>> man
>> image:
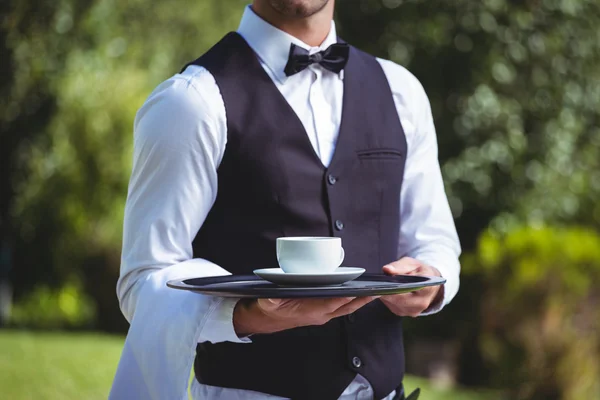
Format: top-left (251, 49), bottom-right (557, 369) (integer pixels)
top-left (110, 1), bottom-right (461, 399)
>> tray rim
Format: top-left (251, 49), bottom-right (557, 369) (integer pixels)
top-left (166, 273), bottom-right (446, 299)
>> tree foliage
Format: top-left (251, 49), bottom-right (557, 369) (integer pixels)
top-left (2, 0), bottom-right (245, 330)
top-left (463, 226), bottom-right (600, 399)
top-left (337, 0), bottom-right (600, 244)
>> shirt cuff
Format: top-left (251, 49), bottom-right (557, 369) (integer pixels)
top-left (198, 297), bottom-right (252, 344)
top-left (414, 255), bottom-right (460, 316)
top-left (420, 285), bottom-right (446, 315)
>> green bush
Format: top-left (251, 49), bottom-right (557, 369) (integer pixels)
top-left (463, 226), bottom-right (600, 399)
top-left (10, 280), bottom-right (96, 330)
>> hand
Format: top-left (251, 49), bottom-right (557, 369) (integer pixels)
top-left (234, 296), bottom-right (378, 336)
top-left (380, 257), bottom-right (444, 317)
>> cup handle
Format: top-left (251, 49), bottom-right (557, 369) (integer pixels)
top-left (338, 247), bottom-right (345, 267)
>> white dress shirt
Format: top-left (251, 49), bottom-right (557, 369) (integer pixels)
top-left (110, 6), bottom-right (461, 400)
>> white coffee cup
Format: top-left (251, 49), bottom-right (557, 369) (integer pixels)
top-left (276, 237), bottom-right (345, 274)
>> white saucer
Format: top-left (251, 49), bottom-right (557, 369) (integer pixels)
top-left (253, 267), bottom-right (366, 286)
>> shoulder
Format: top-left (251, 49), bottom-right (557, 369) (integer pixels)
top-left (375, 57), bottom-right (430, 108)
top-left (374, 57), bottom-right (435, 147)
top-left (135, 65), bottom-right (224, 129)
top-left (133, 65), bottom-right (226, 147)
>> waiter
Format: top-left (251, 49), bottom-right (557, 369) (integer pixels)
top-left (110, 1), bottom-right (461, 399)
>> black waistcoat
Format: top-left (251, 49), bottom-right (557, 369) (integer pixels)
top-left (185, 32), bottom-right (408, 400)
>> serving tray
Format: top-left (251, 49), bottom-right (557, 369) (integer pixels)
top-left (166, 273), bottom-right (445, 299)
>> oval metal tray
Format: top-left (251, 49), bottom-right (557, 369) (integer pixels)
top-left (167, 273), bottom-right (445, 299)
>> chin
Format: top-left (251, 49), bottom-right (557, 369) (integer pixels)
top-left (269, 0), bottom-right (330, 18)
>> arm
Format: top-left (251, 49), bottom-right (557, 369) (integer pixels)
top-left (378, 59), bottom-right (461, 316)
top-left (117, 66), bottom-right (247, 342)
top-left (110, 67), bottom-right (246, 400)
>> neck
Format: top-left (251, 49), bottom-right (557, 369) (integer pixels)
top-left (251, 1), bottom-right (335, 47)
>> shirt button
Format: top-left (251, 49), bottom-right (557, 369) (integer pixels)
top-left (352, 356), bottom-right (362, 368)
top-left (347, 313), bottom-right (355, 323)
top-left (327, 174), bottom-right (337, 185)
top-left (335, 220), bottom-right (344, 231)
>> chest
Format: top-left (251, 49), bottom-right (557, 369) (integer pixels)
top-left (270, 66), bottom-right (343, 167)
top-left (191, 33), bottom-right (408, 269)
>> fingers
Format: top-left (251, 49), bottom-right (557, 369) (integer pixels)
top-left (329, 296), bottom-right (379, 319)
top-left (380, 291), bottom-right (433, 317)
top-left (383, 292), bottom-right (430, 308)
top-left (258, 297), bottom-right (355, 315)
top-left (299, 297), bottom-right (357, 314)
top-left (383, 257), bottom-right (423, 276)
top-left (256, 296), bottom-right (377, 327)
top-left (319, 297), bottom-right (357, 313)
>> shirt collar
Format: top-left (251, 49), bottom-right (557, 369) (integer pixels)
top-left (237, 5), bottom-right (339, 84)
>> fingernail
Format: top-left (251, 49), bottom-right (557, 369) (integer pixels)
top-left (268, 298), bottom-right (281, 305)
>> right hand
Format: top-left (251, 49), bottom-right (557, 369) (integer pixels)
top-left (233, 296), bottom-right (378, 336)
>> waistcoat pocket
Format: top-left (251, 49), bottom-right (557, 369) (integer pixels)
top-left (356, 148), bottom-right (404, 160)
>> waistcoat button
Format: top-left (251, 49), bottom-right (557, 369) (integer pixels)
top-left (335, 220), bottom-right (344, 231)
top-left (352, 356), bottom-right (362, 368)
top-left (347, 313), bottom-right (355, 323)
top-left (327, 174), bottom-right (337, 185)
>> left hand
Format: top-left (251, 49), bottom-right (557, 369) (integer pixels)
top-left (380, 257), bottom-right (444, 317)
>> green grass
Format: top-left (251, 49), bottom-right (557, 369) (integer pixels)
top-left (0, 330), bottom-right (499, 400)
top-left (0, 330), bottom-right (123, 400)
top-left (402, 376), bottom-right (501, 400)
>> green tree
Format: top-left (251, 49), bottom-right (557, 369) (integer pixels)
top-left (1, 0), bottom-right (97, 326)
top-left (3, 0), bottom-right (244, 331)
top-left (463, 226), bottom-right (600, 399)
top-left (337, 0), bottom-right (600, 244)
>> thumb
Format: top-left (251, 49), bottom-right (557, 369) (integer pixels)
top-left (383, 262), bottom-right (419, 276)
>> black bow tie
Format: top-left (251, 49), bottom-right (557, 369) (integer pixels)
top-left (284, 43), bottom-right (350, 77)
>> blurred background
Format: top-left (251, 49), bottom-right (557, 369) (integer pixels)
top-left (1, 0), bottom-right (599, 399)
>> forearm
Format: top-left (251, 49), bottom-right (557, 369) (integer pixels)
top-left (118, 258), bottom-right (253, 344)
top-left (110, 261), bottom-right (230, 400)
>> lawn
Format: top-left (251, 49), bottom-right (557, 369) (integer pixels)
top-left (0, 330), bottom-right (499, 400)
